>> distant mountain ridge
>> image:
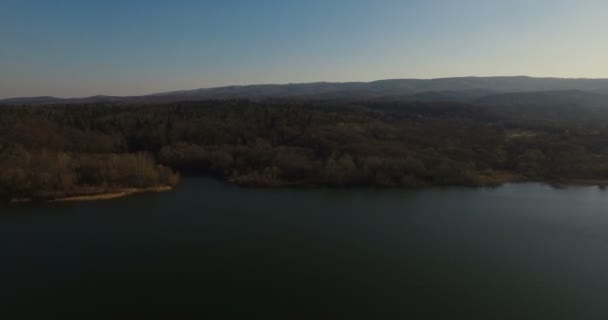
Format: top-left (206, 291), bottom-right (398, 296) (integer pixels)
top-left (2, 76), bottom-right (608, 105)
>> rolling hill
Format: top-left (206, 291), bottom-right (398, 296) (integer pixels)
top-left (2, 76), bottom-right (608, 105)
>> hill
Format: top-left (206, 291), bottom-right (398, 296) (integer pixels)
top-left (3, 76), bottom-right (608, 105)
top-left (475, 90), bottom-right (608, 122)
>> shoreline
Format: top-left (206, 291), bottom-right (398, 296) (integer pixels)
top-left (7, 177), bottom-right (608, 204)
top-left (547, 179), bottom-right (608, 189)
top-left (9, 186), bottom-right (173, 203)
top-left (53, 186), bottom-right (173, 202)
top-left (226, 175), bottom-right (608, 190)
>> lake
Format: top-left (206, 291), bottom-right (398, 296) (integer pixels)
top-left (2, 178), bottom-right (608, 319)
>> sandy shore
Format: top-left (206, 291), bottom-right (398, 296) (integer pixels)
top-left (50, 186), bottom-right (173, 202)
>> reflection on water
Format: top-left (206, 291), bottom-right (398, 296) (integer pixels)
top-left (1, 179), bottom-right (608, 319)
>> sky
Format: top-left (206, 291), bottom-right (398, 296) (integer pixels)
top-left (1, 0), bottom-right (607, 98)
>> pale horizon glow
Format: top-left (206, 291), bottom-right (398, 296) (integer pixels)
top-left (1, 0), bottom-right (607, 99)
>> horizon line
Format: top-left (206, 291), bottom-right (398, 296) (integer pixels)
top-left (3, 75), bottom-right (608, 100)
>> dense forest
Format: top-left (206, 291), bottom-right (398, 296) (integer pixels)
top-left (1, 99), bottom-right (608, 201)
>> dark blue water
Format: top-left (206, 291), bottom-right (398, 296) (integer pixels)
top-left (2, 178), bottom-right (608, 319)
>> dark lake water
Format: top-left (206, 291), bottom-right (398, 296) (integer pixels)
top-left (2, 178), bottom-right (608, 319)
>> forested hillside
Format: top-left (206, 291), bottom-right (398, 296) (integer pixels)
top-left (1, 99), bottom-right (608, 200)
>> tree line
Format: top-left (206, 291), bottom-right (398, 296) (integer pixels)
top-left (1, 99), bottom-right (608, 199)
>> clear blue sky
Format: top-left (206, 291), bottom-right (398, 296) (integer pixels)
top-left (1, 0), bottom-right (607, 98)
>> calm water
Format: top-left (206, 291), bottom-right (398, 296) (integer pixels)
top-left (2, 178), bottom-right (608, 319)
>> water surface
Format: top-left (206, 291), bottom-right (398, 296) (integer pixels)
top-left (1, 178), bottom-right (608, 319)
